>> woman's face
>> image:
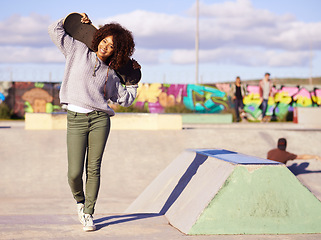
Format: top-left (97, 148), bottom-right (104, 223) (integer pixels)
top-left (96, 36), bottom-right (114, 61)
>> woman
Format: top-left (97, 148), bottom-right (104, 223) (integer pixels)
top-left (48, 13), bottom-right (139, 231)
top-left (231, 76), bottom-right (246, 122)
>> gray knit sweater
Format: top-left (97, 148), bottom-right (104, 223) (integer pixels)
top-left (48, 19), bottom-right (138, 116)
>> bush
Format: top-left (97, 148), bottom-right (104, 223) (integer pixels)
top-left (164, 104), bottom-right (194, 113)
top-left (0, 102), bottom-right (12, 119)
top-left (114, 104), bottom-right (149, 113)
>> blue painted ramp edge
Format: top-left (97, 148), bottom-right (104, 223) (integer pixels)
top-left (192, 149), bottom-right (281, 165)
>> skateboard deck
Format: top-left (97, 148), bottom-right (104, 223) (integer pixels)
top-left (63, 12), bottom-right (97, 51)
top-left (63, 13), bottom-right (141, 85)
top-left (116, 59), bottom-right (142, 85)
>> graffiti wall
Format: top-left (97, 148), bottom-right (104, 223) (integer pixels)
top-left (1, 82), bottom-right (61, 118)
top-left (135, 83), bottom-right (229, 114)
top-left (0, 81), bottom-right (320, 121)
top-left (134, 83), bottom-right (321, 121)
top-left (243, 85), bottom-right (321, 120)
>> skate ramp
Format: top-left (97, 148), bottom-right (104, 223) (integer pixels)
top-left (126, 149), bottom-right (321, 235)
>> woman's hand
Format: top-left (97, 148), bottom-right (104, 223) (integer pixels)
top-left (79, 13), bottom-right (91, 24)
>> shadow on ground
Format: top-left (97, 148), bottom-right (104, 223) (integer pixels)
top-left (288, 162), bottom-right (321, 176)
top-left (94, 213), bottom-right (161, 230)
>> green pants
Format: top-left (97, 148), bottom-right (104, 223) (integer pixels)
top-left (67, 110), bottom-right (110, 215)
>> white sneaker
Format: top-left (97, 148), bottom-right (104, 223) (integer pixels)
top-left (77, 203), bottom-right (85, 225)
top-left (83, 214), bottom-right (96, 232)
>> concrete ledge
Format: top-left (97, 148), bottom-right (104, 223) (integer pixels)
top-left (25, 112), bottom-right (67, 130)
top-left (182, 114), bottom-right (232, 124)
top-left (112, 113), bottom-right (182, 130)
top-left (25, 113), bottom-right (182, 130)
top-left (297, 107), bottom-right (321, 127)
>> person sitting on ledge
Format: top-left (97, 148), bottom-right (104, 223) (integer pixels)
top-left (267, 138), bottom-right (321, 164)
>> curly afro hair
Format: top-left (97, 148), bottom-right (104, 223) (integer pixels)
top-left (91, 22), bottom-right (135, 71)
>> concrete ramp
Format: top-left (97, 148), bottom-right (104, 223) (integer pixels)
top-left (125, 149), bottom-right (321, 235)
top-left (287, 159), bottom-right (321, 201)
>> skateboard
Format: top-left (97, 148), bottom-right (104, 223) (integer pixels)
top-left (116, 59), bottom-right (142, 85)
top-left (63, 12), bottom-right (97, 51)
top-left (63, 13), bottom-right (141, 85)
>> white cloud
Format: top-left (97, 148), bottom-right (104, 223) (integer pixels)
top-left (0, 14), bottom-right (52, 47)
top-left (133, 48), bottom-right (163, 64)
top-left (171, 48), bottom-right (311, 67)
top-left (185, 0), bottom-right (320, 51)
top-left (0, 0), bottom-right (320, 68)
top-left (95, 0), bottom-right (321, 68)
top-left (266, 50), bottom-right (312, 67)
top-left (0, 46), bottom-right (64, 63)
top-left (96, 10), bottom-right (195, 49)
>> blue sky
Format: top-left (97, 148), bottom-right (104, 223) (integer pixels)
top-left (0, 0), bottom-right (321, 84)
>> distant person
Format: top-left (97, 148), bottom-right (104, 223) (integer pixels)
top-left (231, 76), bottom-right (246, 122)
top-left (267, 138), bottom-right (321, 164)
top-left (259, 73), bottom-right (272, 122)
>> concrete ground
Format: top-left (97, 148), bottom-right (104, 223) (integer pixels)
top-left (0, 120), bottom-right (321, 239)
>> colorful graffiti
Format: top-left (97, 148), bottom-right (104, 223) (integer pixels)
top-left (0, 81), bottom-right (12, 103)
top-left (243, 85), bottom-right (321, 120)
top-left (0, 81), bottom-right (320, 121)
top-left (1, 82), bottom-right (61, 118)
top-left (133, 83), bottom-right (321, 120)
top-left (134, 83), bottom-right (227, 113)
top-left (183, 85), bottom-right (228, 113)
